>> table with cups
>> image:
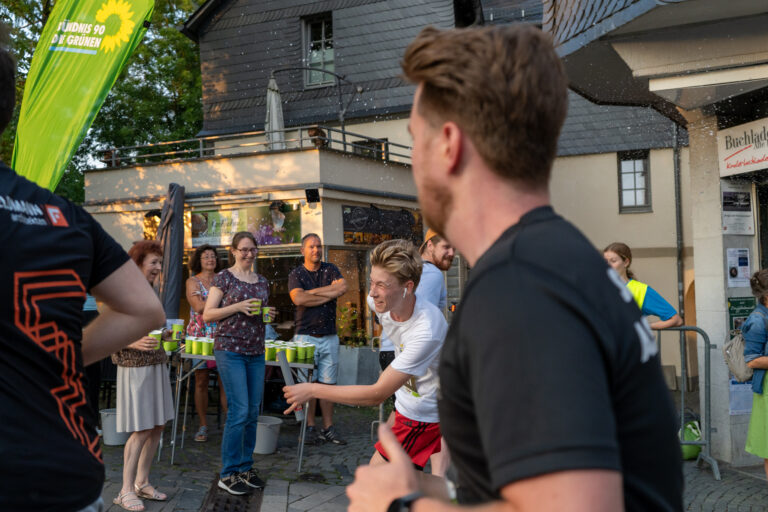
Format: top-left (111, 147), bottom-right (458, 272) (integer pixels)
top-left (167, 337), bottom-right (317, 470)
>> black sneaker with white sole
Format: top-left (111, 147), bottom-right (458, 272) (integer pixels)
top-left (218, 474), bottom-right (251, 495)
top-left (239, 469), bottom-right (265, 489)
top-left (319, 425), bottom-right (347, 445)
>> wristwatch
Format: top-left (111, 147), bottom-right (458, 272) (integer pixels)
top-left (388, 491), bottom-right (425, 512)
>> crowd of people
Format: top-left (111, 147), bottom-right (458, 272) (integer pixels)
top-left (2, 20), bottom-right (720, 512)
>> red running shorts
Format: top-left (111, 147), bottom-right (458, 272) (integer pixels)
top-left (375, 410), bottom-right (441, 469)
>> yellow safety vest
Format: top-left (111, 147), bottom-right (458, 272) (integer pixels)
top-left (626, 279), bottom-right (648, 310)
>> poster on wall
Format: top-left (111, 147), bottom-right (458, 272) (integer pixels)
top-left (728, 296), bottom-right (756, 331)
top-left (726, 248), bottom-right (751, 288)
top-left (721, 181), bottom-right (754, 235)
top-left (191, 202), bottom-right (301, 247)
top-left (342, 205), bottom-right (424, 245)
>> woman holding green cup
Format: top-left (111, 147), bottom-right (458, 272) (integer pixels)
top-left (201, 232), bottom-right (276, 495)
top-left (112, 241), bottom-right (174, 510)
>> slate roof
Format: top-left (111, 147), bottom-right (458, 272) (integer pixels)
top-left (559, 91), bottom-right (687, 156)
top-left (542, 0), bottom-right (657, 56)
top-left (186, 0), bottom-right (687, 152)
top-left (191, 0), bottom-right (454, 136)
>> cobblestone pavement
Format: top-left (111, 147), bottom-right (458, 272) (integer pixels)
top-left (101, 404), bottom-right (382, 511)
top-left (100, 404), bottom-right (768, 511)
top-left (684, 461), bottom-right (768, 511)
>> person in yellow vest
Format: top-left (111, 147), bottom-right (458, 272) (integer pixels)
top-left (603, 242), bottom-right (683, 330)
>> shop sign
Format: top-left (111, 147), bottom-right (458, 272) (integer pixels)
top-left (191, 202), bottom-right (301, 247)
top-left (342, 205), bottom-right (423, 245)
top-left (718, 117), bottom-right (768, 177)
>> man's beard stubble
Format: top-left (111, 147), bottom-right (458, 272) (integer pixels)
top-left (420, 179), bottom-right (453, 243)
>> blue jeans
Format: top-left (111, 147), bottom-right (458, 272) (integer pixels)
top-left (293, 334), bottom-right (339, 384)
top-left (214, 350), bottom-right (265, 477)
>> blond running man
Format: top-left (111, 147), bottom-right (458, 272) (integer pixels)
top-left (346, 25), bottom-right (682, 512)
top-left (285, 239), bottom-right (448, 469)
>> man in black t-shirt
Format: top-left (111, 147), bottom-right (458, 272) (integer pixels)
top-left (288, 233), bottom-right (348, 445)
top-left (346, 25), bottom-right (682, 512)
top-left (0, 45), bottom-right (165, 512)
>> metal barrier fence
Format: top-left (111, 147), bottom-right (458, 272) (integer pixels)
top-left (658, 326), bottom-right (720, 480)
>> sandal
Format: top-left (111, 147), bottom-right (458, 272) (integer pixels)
top-left (135, 483), bottom-right (167, 501)
top-left (113, 491), bottom-right (144, 511)
top-left (194, 425), bottom-right (208, 442)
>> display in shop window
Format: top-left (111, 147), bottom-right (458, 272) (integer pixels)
top-left (342, 204), bottom-right (423, 245)
top-left (191, 201), bottom-right (301, 246)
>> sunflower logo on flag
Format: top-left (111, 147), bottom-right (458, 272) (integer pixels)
top-left (96, 0), bottom-right (136, 53)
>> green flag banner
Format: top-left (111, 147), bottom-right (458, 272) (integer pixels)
top-left (12, 0), bottom-right (154, 191)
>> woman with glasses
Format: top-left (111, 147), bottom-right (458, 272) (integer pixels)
top-left (185, 244), bottom-right (227, 442)
top-left (202, 232), bottom-right (276, 496)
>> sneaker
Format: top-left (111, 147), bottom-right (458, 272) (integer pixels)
top-left (239, 469), bottom-right (265, 489)
top-left (320, 425), bottom-right (347, 445)
top-left (301, 425), bottom-right (320, 445)
top-left (218, 474), bottom-right (250, 495)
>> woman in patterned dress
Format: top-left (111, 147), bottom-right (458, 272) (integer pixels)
top-left (185, 244), bottom-right (227, 442)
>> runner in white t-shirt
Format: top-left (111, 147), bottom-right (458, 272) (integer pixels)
top-left (284, 239), bottom-right (447, 469)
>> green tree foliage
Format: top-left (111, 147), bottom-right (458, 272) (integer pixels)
top-left (0, 0), bottom-right (202, 204)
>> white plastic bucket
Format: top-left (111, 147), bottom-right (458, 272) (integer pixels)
top-left (100, 408), bottom-right (131, 446)
top-left (254, 415), bottom-right (282, 454)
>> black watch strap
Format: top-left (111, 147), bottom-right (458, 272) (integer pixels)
top-left (388, 491), bottom-right (425, 512)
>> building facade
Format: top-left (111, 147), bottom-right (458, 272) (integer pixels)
top-left (543, 0), bottom-right (768, 466)
top-left (86, 1), bottom-right (697, 394)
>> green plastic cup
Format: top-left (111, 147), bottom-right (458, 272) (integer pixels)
top-left (171, 323), bottom-right (184, 341)
top-left (286, 346), bottom-right (297, 362)
top-left (249, 298), bottom-right (262, 315)
top-left (306, 344), bottom-right (315, 359)
top-left (185, 337), bottom-right (194, 353)
top-left (162, 341), bottom-right (178, 352)
top-left (149, 330), bottom-right (163, 350)
top-left (297, 345), bottom-right (307, 360)
top-left (265, 345), bottom-right (276, 361)
top-left (193, 339), bottom-right (203, 355)
top-left (262, 307), bottom-right (272, 323)
top-left (202, 339), bottom-right (214, 356)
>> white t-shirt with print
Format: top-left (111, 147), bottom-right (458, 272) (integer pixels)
top-left (368, 295), bottom-right (448, 423)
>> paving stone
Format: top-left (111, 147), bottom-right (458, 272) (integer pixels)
top-left (99, 400), bottom-right (768, 512)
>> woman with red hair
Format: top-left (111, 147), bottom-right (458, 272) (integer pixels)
top-left (112, 241), bottom-right (174, 511)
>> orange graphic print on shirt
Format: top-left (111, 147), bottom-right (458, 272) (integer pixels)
top-left (13, 270), bottom-right (101, 462)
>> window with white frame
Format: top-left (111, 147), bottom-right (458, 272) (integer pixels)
top-left (303, 13), bottom-right (334, 87)
top-left (618, 150), bottom-right (651, 213)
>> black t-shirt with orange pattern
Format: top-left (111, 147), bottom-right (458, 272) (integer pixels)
top-left (0, 163), bottom-right (129, 511)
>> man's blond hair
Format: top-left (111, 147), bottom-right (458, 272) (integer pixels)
top-left (370, 239), bottom-right (423, 288)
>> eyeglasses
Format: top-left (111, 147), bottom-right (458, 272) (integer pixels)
top-left (236, 248), bottom-right (259, 255)
top-left (201, 254), bottom-right (217, 260)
